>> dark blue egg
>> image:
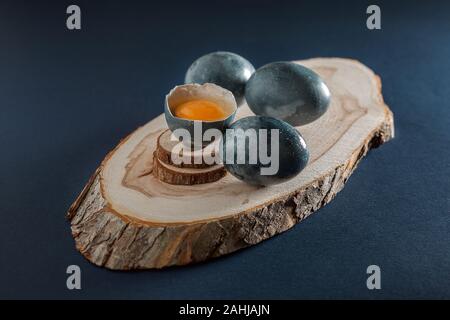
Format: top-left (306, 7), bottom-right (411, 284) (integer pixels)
top-left (221, 116), bottom-right (309, 186)
top-left (245, 61), bottom-right (331, 126)
top-left (185, 51), bottom-right (255, 106)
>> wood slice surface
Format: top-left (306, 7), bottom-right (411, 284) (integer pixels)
top-left (67, 58), bottom-right (394, 270)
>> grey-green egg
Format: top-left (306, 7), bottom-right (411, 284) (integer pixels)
top-left (245, 61), bottom-right (331, 126)
top-left (185, 51), bottom-right (255, 106)
top-left (220, 116), bottom-right (309, 186)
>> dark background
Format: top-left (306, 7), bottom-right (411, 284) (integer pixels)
top-left (1, 0), bottom-right (449, 299)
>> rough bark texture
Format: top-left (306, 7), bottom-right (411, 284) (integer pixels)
top-left (67, 58), bottom-right (394, 270)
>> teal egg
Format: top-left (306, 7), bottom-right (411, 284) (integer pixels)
top-left (185, 51), bottom-right (255, 106)
top-left (220, 116), bottom-right (309, 186)
top-left (245, 62), bottom-right (331, 126)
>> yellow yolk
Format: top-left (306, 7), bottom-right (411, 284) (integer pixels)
top-left (174, 100), bottom-right (227, 121)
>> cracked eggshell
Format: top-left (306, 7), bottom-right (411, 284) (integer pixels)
top-left (165, 83), bottom-right (237, 146)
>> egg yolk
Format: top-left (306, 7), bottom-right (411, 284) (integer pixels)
top-left (174, 100), bottom-right (227, 121)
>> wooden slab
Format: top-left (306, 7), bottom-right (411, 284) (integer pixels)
top-left (67, 58), bottom-right (394, 270)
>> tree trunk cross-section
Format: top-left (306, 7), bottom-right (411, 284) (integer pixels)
top-left (67, 58), bottom-right (394, 270)
top-left (152, 129), bottom-right (227, 185)
top-left (152, 152), bottom-right (227, 185)
top-left (155, 129), bottom-right (219, 169)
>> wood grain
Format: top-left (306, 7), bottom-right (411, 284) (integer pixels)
top-left (67, 58), bottom-right (394, 269)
